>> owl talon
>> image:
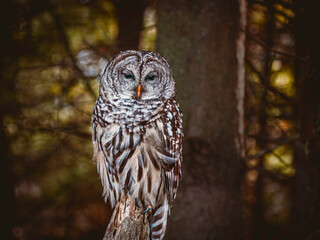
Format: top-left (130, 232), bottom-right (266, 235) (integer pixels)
top-left (142, 205), bottom-right (152, 214)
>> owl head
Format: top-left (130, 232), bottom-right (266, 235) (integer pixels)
top-left (100, 50), bottom-right (176, 101)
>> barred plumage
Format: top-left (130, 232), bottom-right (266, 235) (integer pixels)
top-left (92, 50), bottom-right (183, 240)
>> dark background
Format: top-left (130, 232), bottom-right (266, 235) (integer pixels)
top-left (1, 0), bottom-right (320, 239)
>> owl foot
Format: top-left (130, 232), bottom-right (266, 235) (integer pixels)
top-left (142, 205), bottom-right (152, 214)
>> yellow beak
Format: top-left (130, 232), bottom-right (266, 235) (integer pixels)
top-left (136, 83), bottom-right (142, 99)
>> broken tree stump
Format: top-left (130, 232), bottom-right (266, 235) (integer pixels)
top-left (104, 196), bottom-right (150, 240)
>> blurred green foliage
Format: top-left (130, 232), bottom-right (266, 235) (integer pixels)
top-left (245, 0), bottom-right (302, 235)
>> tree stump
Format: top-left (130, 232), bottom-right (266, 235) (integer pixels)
top-left (104, 196), bottom-right (150, 240)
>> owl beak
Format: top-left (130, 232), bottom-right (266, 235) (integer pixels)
top-left (136, 83), bottom-right (142, 99)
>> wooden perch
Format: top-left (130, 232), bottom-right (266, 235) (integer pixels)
top-left (104, 196), bottom-right (150, 240)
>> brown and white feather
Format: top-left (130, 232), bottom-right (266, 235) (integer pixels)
top-left (91, 50), bottom-right (183, 240)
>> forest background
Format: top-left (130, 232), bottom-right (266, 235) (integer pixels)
top-left (1, 0), bottom-right (320, 239)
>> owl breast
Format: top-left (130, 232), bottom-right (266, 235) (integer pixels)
top-left (92, 97), bottom-right (183, 210)
top-left (94, 118), bottom-right (167, 209)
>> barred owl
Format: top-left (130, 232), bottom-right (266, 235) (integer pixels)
top-left (91, 50), bottom-right (183, 240)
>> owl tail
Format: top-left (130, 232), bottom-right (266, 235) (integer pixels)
top-left (150, 198), bottom-right (169, 240)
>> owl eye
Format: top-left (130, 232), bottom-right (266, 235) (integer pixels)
top-left (123, 72), bottom-right (135, 80)
top-left (146, 74), bottom-right (157, 81)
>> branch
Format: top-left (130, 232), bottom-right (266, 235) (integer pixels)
top-left (246, 135), bottom-right (299, 160)
top-left (104, 196), bottom-right (150, 240)
top-left (247, 33), bottom-right (306, 61)
top-left (306, 227), bottom-right (320, 240)
top-left (246, 60), bottom-right (294, 103)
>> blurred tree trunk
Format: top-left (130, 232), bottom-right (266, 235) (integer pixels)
top-left (114, 0), bottom-right (148, 50)
top-left (0, 0), bottom-right (19, 239)
top-left (157, 0), bottom-right (246, 239)
top-left (292, 0), bottom-right (320, 239)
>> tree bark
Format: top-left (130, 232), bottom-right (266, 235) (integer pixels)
top-left (0, 1), bottom-right (20, 239)
top-left (113, 0), bottom-right (148, 51)
top-left (292, 1), bottom-right (320, 239)
top-left (157, 0), bottom-right (246, 239)
top-left (104, 196), bottom-right (150, 240)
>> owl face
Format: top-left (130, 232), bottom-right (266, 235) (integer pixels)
top-left (101, 50), bottom-right (176, 101)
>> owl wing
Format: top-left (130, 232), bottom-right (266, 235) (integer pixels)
top-left (92, 118), bottom-right (143, 208)
top-left (158, 100), bottom-right (183, 207)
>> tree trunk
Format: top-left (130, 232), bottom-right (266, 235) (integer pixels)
top-left (0, 1), bottom-right (19, 239)
top-left (114, 0), bottom-right (148, 51)
top-left (292, 1), bottom-right (320, 239)
top-left (157, 0), bottom-right (246, 239)
top-left (104, 196), bottom-right (150, 240)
